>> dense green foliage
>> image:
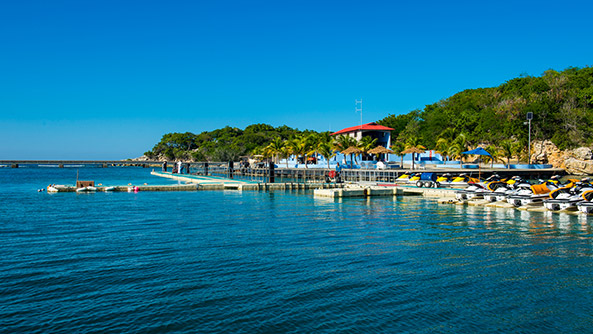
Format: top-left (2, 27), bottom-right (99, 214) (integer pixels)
top-left (378, 66), bottom-right (593, 151)
top-left (145, 67), bottom-right (593, 161)
top-left (144, 124), bottom-right (318, 161)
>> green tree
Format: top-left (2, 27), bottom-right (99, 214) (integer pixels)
top-left (449, 133), bottom-right (469, 166)
top-left (317, 141), bottom-right (336, 169)
top-left (390, 141), bottom-right (406, 168)
top-left (265, 137), bottom-right (285, 164)
top-left (357, 136), bottom-right (378, 160)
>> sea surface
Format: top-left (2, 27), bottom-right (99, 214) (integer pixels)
top-left (2, 167), bottom-right (593, 333)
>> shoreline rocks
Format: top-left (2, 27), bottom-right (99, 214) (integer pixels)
top-left (532, 140), bottom-right (593, 175)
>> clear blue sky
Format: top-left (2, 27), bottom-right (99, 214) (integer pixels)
top-left (1, 0), bottom-right (591, 159)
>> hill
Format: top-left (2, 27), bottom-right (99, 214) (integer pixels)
top-left (378, 66), bottom-right (593, 154)
top-left (144, 66), bottom-right (593, 162)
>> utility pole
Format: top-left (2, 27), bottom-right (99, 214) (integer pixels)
top-left (526, 112), bottom-right (533, 165)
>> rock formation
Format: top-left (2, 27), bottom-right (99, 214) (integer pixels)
top-left (531, 140), bottom-right (593, 175)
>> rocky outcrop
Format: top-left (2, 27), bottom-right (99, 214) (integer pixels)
top-left (564, 147), bottom-right (593, 175)
top-left (531, 140), bottom-right (593, 175)
top-left (132, 155), bottom-right (150, 161)
top-left (531, 140), bottom-right (565, 167)
top-left (564, 158), bottom-right (593, 175)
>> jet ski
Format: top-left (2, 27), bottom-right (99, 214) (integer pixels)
top-left (576, 189), bottom-right (593, 214)
top-left (407, 173), bottom-right (422, 184)
top-left (507, 176), bottom-right (562, 207)
top-left (545, 178), bottom-right (593, 211)
top-left (396, 172), bottom-right (413, 183)
top-left (482, 177), bottom-right (515, 202)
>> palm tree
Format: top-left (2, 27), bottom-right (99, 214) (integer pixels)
top-left (403, 136), bottom-right (426, 169)
top-left (357, 136), bottom-right (378, 161)
top-left (448, 133), bottom-right (469, 166)
top-left (512, 141), bottom-right (525, 164)
top-left (499, 139), bottom-right (514, 168)
top-left (485, 144), bottom-right (500, 168)
top-left (288, 134), bottom-right (313, 168)
top-left (281, 144), bottom-right (292, 168)
top-left (435, 137), bottom-right (451, 162)
top-left (317, 141), bottom-right (336, 169)
top-left (266, 137), bottom-right (285, 164)
top-left (333, 135), bottom-right (357, 152)
top-left (333, 135), bottom-right (358, 166)
top-left (390, 141), bottom-right (406, 168)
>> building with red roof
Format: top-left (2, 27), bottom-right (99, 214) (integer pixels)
top-left (332, 122), bottom-right (394, 149)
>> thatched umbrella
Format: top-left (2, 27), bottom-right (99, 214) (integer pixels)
top-left (401, 147), bottom-right (426, 170)
top-left (369, 146), bottom-right (394, 161)
top-left (341, 146), bottom-right (362, 168)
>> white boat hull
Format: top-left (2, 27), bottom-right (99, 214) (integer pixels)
top-left (577, 202), bottom-right (593, 214)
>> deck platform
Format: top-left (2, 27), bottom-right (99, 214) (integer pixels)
top-left (150, 171), bottom-right (345, 191)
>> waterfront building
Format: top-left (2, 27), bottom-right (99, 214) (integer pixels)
top-left (331, 122), bottom-right (394, 149)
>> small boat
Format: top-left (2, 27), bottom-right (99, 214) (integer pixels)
top-left (454, 175), bottom-right (503, 200)
top-left (396, 172), bottom-right (413, 183)
top-left (455, 181), bottom-right (487, 200)
top-left (47, 184), bottom-right (67, 193)
top-left (407, 173), bottom-right (421, 184)
top-left (481, 178), bottom-right (512, 202)
top-left (576, 190), bottom-right (593, 214)
top-left (440, 174), bottom-right (479, 188)
top-left (492, 177), bottom-right (532, 202)
top-left (436, 173), bottom-right (452, 185)
top-left (507, 178), bottom-right (561, 207)
top-left (76, 186), bottom-right (97, 193)
top-left (104, 186), bottom-right (116, 192)
top-left (544, 178), bottom-right (593, 211)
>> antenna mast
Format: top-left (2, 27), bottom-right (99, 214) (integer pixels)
top-left (355, 99), bottom-right (363, 127)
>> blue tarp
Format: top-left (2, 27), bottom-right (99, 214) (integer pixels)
top-left (462, 147), bottom-right (491, 156)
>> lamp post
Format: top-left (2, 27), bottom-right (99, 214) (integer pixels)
top-left (526, 112), bottom-right (533, 165)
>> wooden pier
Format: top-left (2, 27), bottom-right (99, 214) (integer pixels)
top-left (3, 160), bottom-right (565, 183)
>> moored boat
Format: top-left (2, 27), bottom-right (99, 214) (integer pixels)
top-left (576, 190), bottom-right (593, 213)
top-left (507, 177), bottom-right (562, 207)
top-left (543, 179), bottom-right (591, 211)
top-left (76, 186), bottom-right (97, 193)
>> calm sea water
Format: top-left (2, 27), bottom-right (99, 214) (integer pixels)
top-left (2, 167), bottom-right (593, 333)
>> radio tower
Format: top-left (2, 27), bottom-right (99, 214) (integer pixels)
top-left (355, 99), bottom-right (363, 128)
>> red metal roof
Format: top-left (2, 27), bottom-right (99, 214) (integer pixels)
top-left (331, 122), bottom-right (394, 136)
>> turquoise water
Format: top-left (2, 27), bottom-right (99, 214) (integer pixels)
top-left (2, 168), bottom-right (593, 333)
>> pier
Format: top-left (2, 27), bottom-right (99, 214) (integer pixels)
top-left (2, 160), bottom-right (565, 183)
top-left (149, 171), bottom-right (345, 191)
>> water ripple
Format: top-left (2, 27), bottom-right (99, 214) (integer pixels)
top-left (3, 169), bottom-right (593, 332)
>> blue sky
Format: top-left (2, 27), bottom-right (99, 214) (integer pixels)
top-left (1, 0), bottom-right (591, 159)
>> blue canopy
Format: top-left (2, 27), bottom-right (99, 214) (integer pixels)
top-left (462, 147), bottom-right (491, 156)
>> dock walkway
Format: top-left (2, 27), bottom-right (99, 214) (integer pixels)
top-left (150, 171), bottom-right (344, 191)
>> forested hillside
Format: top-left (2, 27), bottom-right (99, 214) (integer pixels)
top-left (144, 67), bottom-right (593, 162)
top-left (378, 67), bottom-right (593, 153)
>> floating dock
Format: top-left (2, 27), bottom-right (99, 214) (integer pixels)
top-left (48, 184), bottom-right (198, 192)
top-left (313, 186), bottom-right (456, 198)
top-left (150, 171), bottom-right (344, 191)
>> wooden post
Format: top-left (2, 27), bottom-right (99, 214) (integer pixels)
top-left (269, 162), bottom-right (275, 183)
